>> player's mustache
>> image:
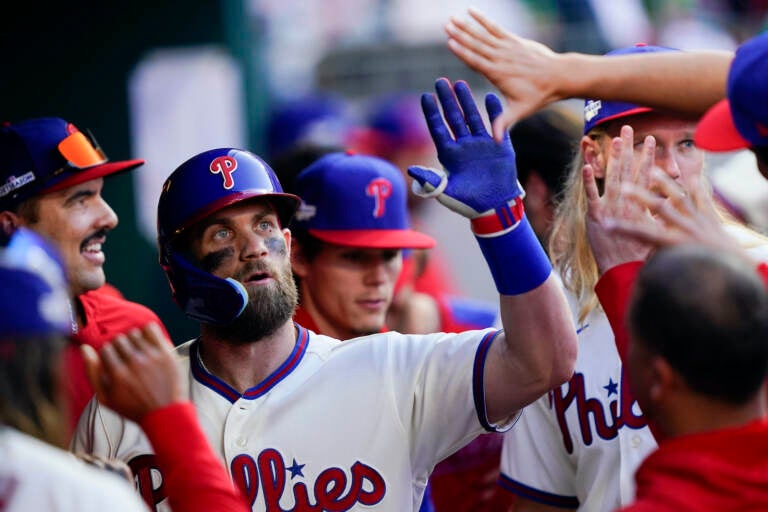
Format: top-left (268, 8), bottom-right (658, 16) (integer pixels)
top-left (234, 260), bottom-right (277, 283)
top-left (80, 229), bottom-right (109, 251)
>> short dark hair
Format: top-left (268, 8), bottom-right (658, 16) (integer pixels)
top-left (628, 244), bottom-right (768, 404)
top-left (269, 143), bottom-right (344, 198)
top-left (510, 105), bottom-right (581, 199)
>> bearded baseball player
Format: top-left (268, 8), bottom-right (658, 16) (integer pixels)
top-left (72, 78), bottom-right (577, 511)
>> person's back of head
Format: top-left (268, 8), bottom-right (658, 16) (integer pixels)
top-left (0, 228), bottom-right (71, 448)
top-left (628, 244), bottom-right (768, 408)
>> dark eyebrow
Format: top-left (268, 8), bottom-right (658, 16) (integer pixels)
top-left (197, 207), bottom-right (275, 232)
top-left (63, 188), bottom-right (96, 206)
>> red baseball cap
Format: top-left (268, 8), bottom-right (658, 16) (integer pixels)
top-left (0, 117), bottom-right (144, 209)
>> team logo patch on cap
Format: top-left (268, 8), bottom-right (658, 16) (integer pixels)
top-left (0, 172), bottom-right (35, 198)
top-left (584, 100), bottom-right (602, 123)
top-left (209, 155), bottom-right (238, 190)
top-left (295, 201), bottom-right (317, 221)
top-left (365, 177), bottom-right (392, 218)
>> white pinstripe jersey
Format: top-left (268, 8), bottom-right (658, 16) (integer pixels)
top-left (2, 429), bottom-right (148, 512)
top-left (72, 325), bottom-right (514, 511)
top-left (499, 289), bottom-right (656, 511)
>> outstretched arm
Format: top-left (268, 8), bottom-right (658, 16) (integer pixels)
top-left (82, 323), bottom-right (249, 512)
top-left (409, 78), bottom-right (577, 423)
top-left (445, 7), bottom-right (732, 140)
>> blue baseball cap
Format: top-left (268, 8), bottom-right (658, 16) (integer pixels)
top-left (292, 151), bottom-right (435, 249)
top-left (0, 228), bottom-right (71, 339)
top-left (695, 32), bottom-right (768, 151)
top-left (0, 117), bottom-right (144, 209)
top-left (358, 92), bottom-right (433, 155)
top-left (266, 94), bottom-right (354, 160)
top-left (583, 44), bottom-right (681, 134)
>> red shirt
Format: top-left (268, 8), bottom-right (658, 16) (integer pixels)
top-left (62, 286), bottom-right (170, 435)
top-left (620, 419), bottom-right (768, 511)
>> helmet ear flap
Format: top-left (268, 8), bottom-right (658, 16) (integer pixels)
top-left (160, 247), bottom-right (248, 325)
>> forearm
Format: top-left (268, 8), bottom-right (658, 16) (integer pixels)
top-left (489, 274), bottom-right (577, 420)
top-left (479, 219), bottom-right (577, 422)
top-left (561, 51), bottom-right (732, 115)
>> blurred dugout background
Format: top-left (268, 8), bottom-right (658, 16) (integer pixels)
top-left (2, 0), bottom-right (767, 342)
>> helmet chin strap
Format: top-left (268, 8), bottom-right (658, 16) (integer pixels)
top-left (165, 252), bottom-right (248, 325)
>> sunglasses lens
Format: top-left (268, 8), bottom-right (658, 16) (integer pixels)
top-left (57, 131), bottom-right (107, 168)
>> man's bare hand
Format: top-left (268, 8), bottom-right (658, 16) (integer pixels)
top-left (605, 168), bottom-right (750, 261)
top-left (585, 125), bottom-right (655, 274)
top-left (445, 8), bottom-right (565, 141)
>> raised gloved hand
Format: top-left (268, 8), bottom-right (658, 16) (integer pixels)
top-left (408, 78), bottom-right (524, 230)
top-left (410, 78), bottom-right (551, 295)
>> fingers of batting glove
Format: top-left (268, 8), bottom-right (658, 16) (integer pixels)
top-left (435, 77), bottom-right (471, 139)
top-left (421, 90), bottom-right (453, 151)
top-left (484, 93), bottom-right (509, 143)
top-left (408, 165), bottom-right (447, 197)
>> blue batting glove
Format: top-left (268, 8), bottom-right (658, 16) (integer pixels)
top-left (408, 78), bottom-right (524, 225)
top-left (410, 78), bottom-right (551, 295)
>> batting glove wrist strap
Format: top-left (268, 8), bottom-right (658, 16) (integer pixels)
top-left (471, 196), bottom-right (525, 236)
top-left (474, 215), bottom-right (552, 295)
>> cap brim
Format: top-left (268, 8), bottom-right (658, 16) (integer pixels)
top-left (309, 228), bottom-right (436, 249)
top-left (588, 106), bottom-right (653, 132)
top-left (694, 99), bottom-right (751, 152)
top-left (43, 159), bottom-right (145, 194)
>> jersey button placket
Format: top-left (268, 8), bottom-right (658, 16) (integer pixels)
top-left (225, 398), bottom-right (251, 452)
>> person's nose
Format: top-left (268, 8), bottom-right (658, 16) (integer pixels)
top-left (94, 196), bottom-right (118, 230)
top-left (240, 230), bottom-right (268, 260)
top-left (363, 257), bottom-right (392, 286)
top-left (655, 147), bottom-right (681, 181)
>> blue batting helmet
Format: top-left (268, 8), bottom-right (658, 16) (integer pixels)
top-left (157, 148), bottom-right (300, 325)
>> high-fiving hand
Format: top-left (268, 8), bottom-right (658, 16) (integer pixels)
top-left (408, 78), bottom-right (524, 225)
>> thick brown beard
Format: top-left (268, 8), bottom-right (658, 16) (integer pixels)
top-left (211, 260), bottom-right (298, 344)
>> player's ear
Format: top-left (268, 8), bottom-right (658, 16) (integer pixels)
top-left (649, 356), bottom-right (676, 403)
top-left (0, 211), bottom-right (19, 237)
top-left (581, 134), bottom-right (607, 179)
top-left (282, 228), bottom-right (292, 258)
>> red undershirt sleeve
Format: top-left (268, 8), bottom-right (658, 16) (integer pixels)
top-left (756, 262), bottom-right (768, 289)
top-left (140, 402), bottom-right (250, 512)
top-left (594, 262), bottom-right (643, 362)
